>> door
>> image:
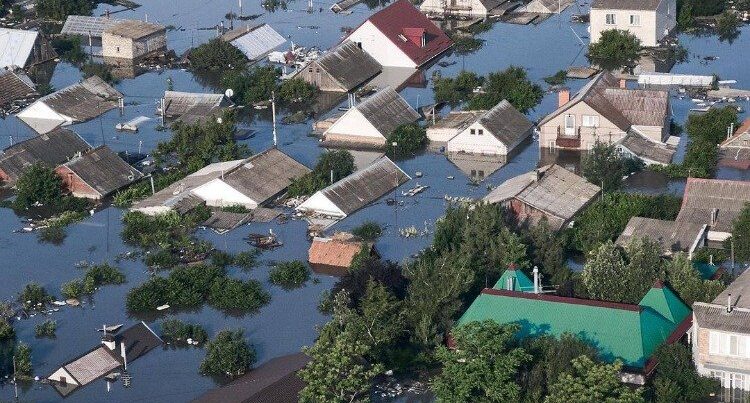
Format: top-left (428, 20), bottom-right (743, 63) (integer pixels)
top-left (564, 114), bottom-right (575, 136)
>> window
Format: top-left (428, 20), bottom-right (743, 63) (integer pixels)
top-left (710, 370), bottom-right (726, 387)
top-left (478, 129), bottom-right (484, 135)
top-left (308, 68), bottom-right (313, 73)
top-left (315, 68), bottom-right (320, 73)
top-left (116, 46), bottom-right (120, 52)
top-left (470, 169), bottom-right (476, 177)
top-left (732, 373), bottom-right (745, 391)
top-left (564, 114), bottom-right (575, 135)
top-left (582, 115), bottom-right (599, 128)
top-left (629, 14), bottom-right (640, 26)
top-left (470, 129), bottom-right (476, 135)
top-left (606, 13), bottom-right (616, 25)
top-left (478, 170), bottom-right (485, 178)
top-left (710, 331), bottom-right (750, 357)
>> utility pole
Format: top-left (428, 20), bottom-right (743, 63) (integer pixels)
top-left (239, 0), bottom-right (243, 16)
top-left (271, 91), bottom-right (277, 147)
top-left (13, 356), bottom-right (18, 401)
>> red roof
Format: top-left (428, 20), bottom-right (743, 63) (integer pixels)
top-left (363, 0), bottom-right (452, 66)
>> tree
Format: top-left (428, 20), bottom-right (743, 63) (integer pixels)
top-left (433, 321), bottom-right (530, 402)
top-left (581, 241), bottom-right (628, 302)
top-left (13, 163), bottom-right (63, 210)
top-left (351, 221), bottom-right (383, 241)
top-left (665, 253), bottom-right (725, 305)
top-left (466, 66), bottom-right (543, 113)
top-left (649, 343), bottom-right (718, 403)
top-left (526, 218), bottom-right (570, 292)
top-left (677, 1), bottom-right (694, 29)
top-left (189, 38), bottom-right (248, 70)
top-left (545, 356), bottom-right (644, 403)
top-left (716, 11), bottom-right (741, 43)
top-left (582, 141), bottom-right (642, 192)
top-left (729, 203), bottom-right (750, 263)
top-left (278, 78), bottom-right (317, 104)
top-left (221, 66), bottom-right (281, 105)
top-left (332, 258), bottom-right (408, 305)
top-left (36, 0), bottom-right (93, 20)
top-left (621, 237), bottom-right (665, 303)
top-left (386, 123), bottom-right (427, 158)
top-left (287, 150), bottom-right (355, 196)
top-left (18, 283), bottom-right (54, 311)
top-left (200, 329), bottom-right (255, 378)
top-left (433, 71), bottom-right (482, 105)
top-left (491, 227), bottom-right (530, 271)
top-left (14, 342), bottom-right (33, 378)
top-left (355, 281), bottom-right (404, 350)
top-left (685, 106), bottom-right (738, 145)
top-left (587, 30), bottom-right (642, 71)
top-left (269, 261), bottom-right (310, 289)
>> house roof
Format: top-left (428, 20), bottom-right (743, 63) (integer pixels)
top-left (61, 15), bottom-right (121, 37)
top-left (0, 28), bottom-right (37, 69)
top-left (62, 346), bottom-right (122, 386)
top-left (616, 216), bottom-right (705, 256)
top-left (163, 91), bottom-right (233, 122)
top-left (62, 146), bottom-right (143, 197)
top-left (220, 148), bottom-right (311, 204)
top-left (694, 267), bottom-right (750, 333)
top-left (354, 87), bottom-right (420, 136)
top-left (430, 110), bottom-right (485, 131)
top-left (308, 236), bottom-right (370, 269)
top-left (0, 69), bottom-right (37, 107)
top-left (676, 178), bottom-right (750, 233)
top-left (104, 20), bottom-right (165, 39)
top-left (524, 0), bottom-right (574, 13)
top-left (484, 164), bottom-right (601, 223)
top-left (720, 118), bottom-right (750, 148)
top-left (313, 41), bottom-right (382, 91)
top-left (222, 24), bottom-right (286, 61)
top-left (193, 353), bottom-right (310, 403)
top-left (476, 99), bottom-right (533, 147)
top-left (116, 321), bottom-right (163, 362)
top-left (457, 283), bottom-right (691, 368)
top-left (619, 131), bottom-right (675, 165)
top-left (0, 129), bottom-right (91, 184)
top-left (592, 0), bottom-right (662, 10)
top-left (492, 266), bottom-right (534, 292)
top-left (356, 0), bottom-right (452, 66)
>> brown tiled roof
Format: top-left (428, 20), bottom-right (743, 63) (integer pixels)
top-left (676, 178), bottom-right (750, 233)
top-left (63, 146), bottom-right (142, 197)
top-left (308, 237), bottom-right (370, 269)
top-left (105, 20), bottom-right (165, 39)
top-left (616, 216), bottom-right (705, 255)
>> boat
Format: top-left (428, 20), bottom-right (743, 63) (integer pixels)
top-left (97, 324), bottom-right (124, 333)
top-left (156, 304), bottom-right (170, 311)
top-left (403, 184), bottom-right (429, 197)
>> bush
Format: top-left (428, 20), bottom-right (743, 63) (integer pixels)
top-left (18, 283), bottom-right (54, 310)
top-left (52, 37), bottom-right (86, 64)
top-left (82, 62), bottom-right (117, 84)
top-left (13, 342), bottom-right (32, 379)
top-left (352, 221), bottom-right (383, 241)
top-left (36, 0), bottom-right (93, 20)
top-left (386, 123), bottom-right (427, 158)
top-left (582, 140), bottom-right (642, 191)
top-left (34, 320), bottom-right (57, 338)
top-left (269, 261), bottom-right (310, 289)
top-left (278, 78), bottom-right (318, 105)
top-left (544, 70), bottom-right (568, 86)
top-left (233, 250), bottom-right (260, 270)
top-left (82, 264), bottom-right (126, 294)
top-left (61, 279), bottom-right (84, 299)
top-left (587, 29), bottom-right (642, 71)
top-left (13, 163), bottom-right (63, 210)
top-left (0, 320), bottom-right (14, 341)
top-left (208, 278), bottom-right (270, 311)
top-left (466, 66), bottom-right (543, 113)
top-left (221, 66), bottom-right (280, 105)
top-left (433, 71), bottom-right (482, 105)
top-left (200, 329), bottom-right (255, 378)
top-left (161, 319), bottom-right (208, 345)
top-left (189, 38), bottom-right (248, 71)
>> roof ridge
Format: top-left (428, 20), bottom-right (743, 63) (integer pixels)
top-left (481, 288), bottom-right (642, 312)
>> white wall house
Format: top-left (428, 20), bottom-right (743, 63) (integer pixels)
top-left (191, 179), bottom-right (260, 209)
top-left (590, 0), bottom-right (676, 47)
top-left (347, 21), bottom-right (415, 68)
top-left (446, 100), bottom-right (533, 156)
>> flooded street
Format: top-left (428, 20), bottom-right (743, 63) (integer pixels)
top-left (0, 0), bottom-right (749, 401)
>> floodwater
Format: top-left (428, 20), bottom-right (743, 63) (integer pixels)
top-left (0, 0), bottom-right (748, 401)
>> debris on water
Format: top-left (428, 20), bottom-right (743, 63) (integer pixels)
top-left (52, 301), bottom-right (66, 306)
top-left (66, 299), bottom-right (81, 307)
top-left (156, 304), bottom-right (170, 311)
top-left (415, 171), bottom-right (423, 177)
top-left (447, 175), bottom-right (455, 179)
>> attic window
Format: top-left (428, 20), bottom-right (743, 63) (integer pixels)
top-left (398, 34), bottom-right (408, 42)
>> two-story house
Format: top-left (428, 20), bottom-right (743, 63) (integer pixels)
top-left (590, 0), bottom-right (676, 47)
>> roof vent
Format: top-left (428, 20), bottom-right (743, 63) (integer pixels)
top-left (727, 293), bottom-right (733, 313)
top-left (711, 208), bottom-right (719, 226)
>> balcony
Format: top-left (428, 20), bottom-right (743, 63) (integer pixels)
top-left (555, 126), bottom-right (582, 149)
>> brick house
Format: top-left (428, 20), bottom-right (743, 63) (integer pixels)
top-left (55, 146), bottom-right (142, 200)
top-left (102, 20), bottom-right (167, 62)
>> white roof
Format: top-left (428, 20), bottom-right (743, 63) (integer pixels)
top-left (61, 15), bottom-right (121, 37)
top-left (0, 28), bottom-right (38, 69)
top-left (638, 73), bottom-right (714, 88)
top-left (229, 24), bottom-right (286, 61)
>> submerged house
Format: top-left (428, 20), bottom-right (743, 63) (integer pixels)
top-left (296, 157), bottom-right (410, 219)
top-left (419, 0), bottom-right (503, 18)
top-left (345, 0), bottom-right (453, 68)
top-left (0, 129), bottom-right (91, 186)
top-left (161, 91), bottom-right (234, 124)
top-left (291, 41), bottom-right (381, 93)
top-left (0, 69), bottom-right (37, 109)
top-left (618, 131), bottom-right (676, 166)
top-left (616, 216), bottom-right (707, 258)
top-left (719, 118), bottom-right (750, 169)
top-left (61, 15), bottom-right (121, 39)
top-left (308, 233), bottom-right (378, 275)
top-left (47, 322), bottom-right (162, 397)
top-left (132, 148), bottom-right (309, 215)
top-left (17, 76), bottom-right (123, 134)
top-left (322, 87), bottom-right (420, 148)
top-left (427, 110), bottom-right (484, 144)
top-left (102, 20), bottom-right (167, 61)
top-left (537, 72), bottom-right (671, 155)
top-left (221, 23), bottom-right (286, 61)
top-left (0, 28), bottom-right (57, 70)
top-left (458, 269), bottom-right (691, 384)
top-left (55, 146), bottom-right (143, 200)
top-left (445, 100), bottom-right (533, 157)
top-left (483, 164), bottom-right (601, 231)
top-left (590, 0), bottom-right (676, 48)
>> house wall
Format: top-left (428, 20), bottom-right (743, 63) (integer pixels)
top-left (426, 126), bottom-right (461, 144)
top-left (446, 122), bottom-right (509, 155)
top-left (722, 132), bottom-right (750, 150)
top-left (17, 101), bottom-right (71, 126)
top-left (297, 191), bottom-right (347, 218)
top-left (538, 101), bottom-right (626, 150)
top-left (55, 166), bottom-right (102, 200)
top-left (590, 8), bottom-right (659, 47)
top-left (419, 0), bottom-right (489, 17)
top-left (633, 125), bottom-right (668, 143)
top-left (295, 62), bottom-right (347, 92)
top-left (324, 108), bottom-right (387, 145)
top-left (190, 179), bottom-right (258, 209)
top-left (508, 198), bottom-right (565, 230)
top-left (48, 367), bottom-right (79, 386)
top-left (102, 31), bottom-right (167, 60)
top-left (347, 21), bottom-right (416, 68)
top-left (694, 325), bottom-right (750, 391)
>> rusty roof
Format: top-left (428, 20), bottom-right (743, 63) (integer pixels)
top-left (308, 237), bottom-right (371, 269)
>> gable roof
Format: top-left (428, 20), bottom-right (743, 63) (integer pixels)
top-left (116, 321), bottom-right (163, 362)
top-left (458, 284), bottom-right (691, 368)
top-left (430, 110), bottom-right (485, 131)
top-left (0, 129), bottom-right (91, 184)
top-left (62, 146), bottom-right (143, 197)
top-left (357, 0), bottom-right (452, 66)
top-left (616, 216), bottom-right (705, 256)
top-left (104, 20), bottom-right (165, 39)
top-left (222, 23), bottom-right (286, 61)
top-left (219, 148), bottom-right (311, 204)
top-left (619, 131), bottom-right (675, 165)
top-left (61, 15), bottom-right (121, 37)
top-left (592, 0), bottom-right (662, 10)
top-left (62, 346), bottom-right (122, 387)
top-left (353, 87), bottom-right (420, 136)
top-left (0, 69), bottom-right (37, 107)
top-left (493, 266), bottom-right (534, 292)
top-left (720, 118), bottom-right (750, 148)
top-left (0, 28), bottom-right (38, 69)
top-left (163, 91), bottom-right (233, 123)
top-left (694, 268), bottom-right (750, 333)
top-left (476, 99), bottom-right (533, 146)
top-left (676, 178), bottom-right (750, 233)
top-left (313, 41), bottom-right (382, 91)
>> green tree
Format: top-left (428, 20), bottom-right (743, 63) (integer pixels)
top-left (582, 141), bottom-right (641, 192)
top-left (467, 66), bottom-right (543, 113)
top-left (526, 218), bottom-right (570, 292)
top-left (189, 38), bottom-right (248, 70)
top-left (545, 356), bottom-right (644, 403)
top-left (18, 283), bottom-right (54, 311)
top-left (433, 71), bottom-right (482, 105)
top-left (269, 261), bottom-right (310, 289)
top-left (355, 281), bottom-right (404, 350)
top-left (685, 106), bottom-right (738, 145)
top-left (386, 123), bottom-right (427, 158)
top-left (14, 342), bottom-right (32, 378)
top-left (221, 66), bottom-right (281, 105)
top-left (665, 253), bottom-right (725, 305)
top-left (278, 78), bottom-right (317, 104)
top-left (287, 150), bottom-right (355, 196)
top-left (587, 30), bottom-right (642, 71)
top-left (581, 241), bottom-right (628, 302)
top-left (36, 0), bottom-right (93, 20)
top-left (677, 1), bottom-right (694, 29)
top-left (491, 227), bottom-right (530, 271)
top-left (433, 321), bottom-right (530, 402)
top-left (200, 329), bottom-right (255, 378)
top-left (649, 343), bottom-right (718, 403)
top-left (351, 221), bottom-right (383, 241)
top-left (13, 163), bottom-right (63, 210)
top-left (716, 11), bottom-right (741, 43)
top-left (729, 203), bottom-right (750, 263)
top-left (621, 237), bottom-right (665, 303)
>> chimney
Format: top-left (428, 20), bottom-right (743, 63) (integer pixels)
top-left (530, 168), bottom-right (542, 182)
top-left (533, 266), bottom-right (540, 294)
top-left (727, 293), bottom-right (733, 313)
top-left (558, 89), bottom-right (570, 107)
top-left (619, 79), bottom-right (627, 89)
top-left (711, 208), bottom-right (719, 226)
top-left (421, 32), bottom-right (426, 48)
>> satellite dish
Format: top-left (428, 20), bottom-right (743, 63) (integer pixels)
top-left (225, 88), bottom-right (234, 98)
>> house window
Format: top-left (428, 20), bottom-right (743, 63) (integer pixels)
top-left (582, 115), bottom-right (599, 128)
top-left (470, 129), bottom-right (476, 135)
top-left (564, 114), bottom-right (575, 136)
top-left (732, 373), bottom-right (745, 391)
top-left (478, 129), bottom-right (484, 135)
top-left (116, 46), bottom-right (120, 52)
top-left (710, 370), bottom-right (726, 387)
top-left (605, 13), bottom-right (616, 25)
top-left (710, 331), bottom-right (750, 357)
top-left (478, 170), bottom-right (485, 178)
top-left (471, 169), bottom-right (477, 177)
top-left (316, 68), bottom-right (320, 73)
top-left (629, 14), bottom-right (640, 26)
top-left (308, 68), bottom-right (313, 73)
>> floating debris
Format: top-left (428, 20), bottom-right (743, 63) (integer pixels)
top-left (156, 304), bottom-right (170, 311)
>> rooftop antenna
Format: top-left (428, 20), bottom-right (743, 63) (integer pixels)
top-left (272, 91), bottom-right (277, 147)
top-left (239, 0), bottom-right (243, 16)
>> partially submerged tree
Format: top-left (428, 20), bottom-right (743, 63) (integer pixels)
top-left (467, 66), bottom-right (543, 113)
top-left (189, 38), bottom-right (248, 71)
top-left (13, 163), bottom-right (63, 210)
top-left (287, 150), bottom-right (355, 197)
top-left (386, 123), bottom-right (427, 158)
top-left (200, 329), bottom-right (255, 378)
top-left (582, 141), bottom-right (642, 192)
top-left (587, 29), bottom-right (642, 71)
top-left (729, 203), bottom-right (750, 263)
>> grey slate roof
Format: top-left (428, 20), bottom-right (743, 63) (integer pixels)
top-left (592, 0), bottom-right (662, 10)
top-left (356, 87), bottom-right (420, 136)
top-left (694, 268), bottom-right (750, 333)
top-left (116, 322), bottom-right (163, 362)
top-left (0, 129), bottom-right (90, 184)
top-left (221, 148), bottom-right (311, 204)
top-left (616, 216), bottom-right (705, 256)
top-left (619, 131), bottom-right (675, 165)
top-left (676, 178), bottom-right (750, 233)
top-left (478, 99), bottom-right (533, 147)
top-left (314, 41), bottom-right (382, 91)
top-left (0, 28), bottom-right (37, 69)
top-left (0, 69), bottom-right (37, 106)
top-left (222, 24), bottom-right (286, 61)
top-left (63, 146), bottom-right (143, 197)
top-left (61, 15), bottom-right (120, 37)
top-left (104, 20), bottom-right (165, 39)
top-left (163, 91), bottom-right (233, 123)
top-left (314, 157), bottom-right (410, 215)
top-left (431, 110), bottom-right (484, 131)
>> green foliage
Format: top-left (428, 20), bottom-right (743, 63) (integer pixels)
top-left (351, 221), bottom-right (383, 241)
top-left (685, 106), bottom-right (738, 145)
top-left (13, 342), bottom-right (32, 378)
top-left (13, 163), bottom-right (63, 210)
top-left (233, 250), bottom-right (261, 270)
top-left (386, 123), bottom-right (427, 158)
top-left (716, 11), bottom-right (741, 42)
top-left (582, 140), bottom-right (642, 192)
top-left (200, 329), bottom-right (255, 378)
top-left (189, 38), bottom-right (248, 71)
top-left (278, 78), bottom-right (318, 105)
top-left (433, 71), bottom-right (482, 105)
top-left (221, 66), bottom-right (280, 105)
top-left (570, 192), bottom-right (682, 254)
top-left (121, 209), bottom-right (209, 250)
top-left (526, 218), bottom-right (570, 292)
top-left (81, 62), bottom-right (118, 84)
top-left (287, 150), bottom-right (355, 197)
top-left (665, 253), bottom-right (725, 305)
top-left (220, 204), bottom-right (250, 213)
top-left (269, 261), bottom-right (310, 289)
top-left (61, 279), bottom-right (84, 299)
top-left (34, 320), bottom-right (57, 338)
top-left (466, 66), bottom-right (544, 113)
top-left (433, 321), bottom-right (530, 402)
top-left (18, 283), bottom-right (54, 310)
top-left (544, 70), bottom-right (568, 86)
top-left (729, 203), bottom-right (750, 263)
top-left (648, 343), bottom-right (719, 403)
top-left (680, 0), bottom-right (725, 16)
top-left (51, 37), bottom-right (86, 64)
top-left (0, 320), bottom-right (14, 341)
top-left (587, 29), bottom-right (642, 71)
top-left (208, 277), bottom-right (270, 311)
top-left (36, 0), bottom-right (93, 20)
top-left (161, 319), bottom-right (208, 345)
top-left (692, 247), bottom-right (729, 265)
top-left (448, 34), bottom-right (484, 55)
top-left (81, 263), bottom-right (126, 294)
top-left (677, 1), bottom-right (694, 29)
top-left (545, 356), bottom-right (644, 402)
top-left (113, 169), bottom-right (185, 207)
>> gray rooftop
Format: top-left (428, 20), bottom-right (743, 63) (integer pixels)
top-left (616, 216), bottom-right (705, 256)
top-left (592, 0), bottom-right (662, 10)
top-left (0, 69), bottom-right (36, 107)
top-left (430, 110), bottom-right (484, 131)
top-left (314, 41), bottom-right (382, 91)
top-left (620, 131), bottom-right (675, 165)
top-left (163, 91), bottom-right (233, 122)
top-left (61, 15), bottom-right (120, 37)
top-left (222, 23), bottom-right (286, 61)
top-left (356, 87), bottom-right (420, 136)
top-left (104, 20), bottom-right (165, 39)
top-left (0, 28), bottom-right (37, 69)
top-left (220, 148), bottom-right (311, 204)
top-left (676, 178), bottom-right (750, 233)
top-left (478, 99), bottom-right (533, 147)
top-left (0, 129), bottom-right (91, 184)
top-left (694, 268), bottom-right (750, 333)
top-left (62, 346), bottom-right (121, 387)
top-left (63, 146), bottom-right (143, 197)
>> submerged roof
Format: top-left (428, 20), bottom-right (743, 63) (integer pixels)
top-left (0, 129), bottom-right (91, 184)
top-left (430, 110), bottom-right (484, 131)
top-left (62, 346), bottom-right (121, 387)
top-left (617, 216), bottom-right (705, 256)
top-left (62, 146), bottom-right (143, 197)
top-left (458, 283), bottom-right (691, 368)
top-left (476, 100), bottom-right (533, 146)
top-left (620, 131), bottom-right (675, 165)
top-left (0, 28), bottom-right (38, 69)
top-left (354, 87), bottom-right (420, 136)
top-left (163, 91), bottom-right (233, 123)
top-left (104, 20), bottom-right (165, 39)
top-left (219, 148), bottom-right (311, 204)
top-left (61, 15), bottom-right (121, 37)
top-left (222, 23), bottom-right (286, 61)
top-left (0, 69), bottom-right (37, 106)
top-left (676, 178), bottom-right (750, 233)
top-left (314, 41), bottom-right (382, 91)
top-left (592, 0), bottom-right (662, 10)
top-left (308, 236), bottom-right (370, 269)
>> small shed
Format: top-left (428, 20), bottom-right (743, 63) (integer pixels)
top-left (0, 69), bottom-right (37, 108)
top-left (308, 233), bottom-right (377, 275)
top-left (221, 23), bottom-right (286, 61)
top-left (162, 91), bottom-right (234, 124)
top-left (102, 20), bottom-right (167, 61)
top-left (445, 100), bottom-right (533, 157)
top-left (0, 28), bottom-right (57, 69)
top-left (56, 146), bottom-right (143, 200)
top-left (297, 157), bottom-right (410, 219)
top-left (323, 87), bottom-right (420, 148)
top-left (292, 41), bottom-right (381, 93)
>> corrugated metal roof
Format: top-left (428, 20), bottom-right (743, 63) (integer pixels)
top-left (694, 303), bottom-right (750, 334)
top-left (0, 69), bottom-right (37, 106)
top-left (220, 148), bottom-right (311, 204)
top-left (677, 178), bottom-right (750, 233)
top-left (516, 164), bottom-right (601, 221)
top-left (63, 146), bottom-right (143, 197)
top-left (223, 24), bottom-right (286, 61)
top-left (0, 129), bottom-right (90, 184)
top-left (356, 87), bottom-right (420, 136)
top-left (313, 41), bottom-right (381, 91)
top-left (619, 131), bottom-right (675, 165)
top-left (616, 216), bottom-right (704, 255)
top-left (0, 28), bottom-right (38, 69)
top-left (478, 99), bottom-right (533, 147)
top-left (61, 15), bottom-right (120, 37)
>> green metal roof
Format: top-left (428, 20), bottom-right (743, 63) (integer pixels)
top-left (492, 268), bottom-right (534, 292)
top-left (693, 262), bottom-right (719, 280)
top-left (457, 285), bottom-right (690, 368)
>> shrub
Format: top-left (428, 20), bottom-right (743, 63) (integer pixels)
top-left (466, 66), bottom-right (543, 113)
top-left (208, 278), bottom-right (270, 311)
top-left (433, 71), bottom-right (482, 105)
top-left (544, 70), bottom-right (568, 86)
top-left (233, 250), bottom-right (260, 270)
top-left (51, 37), bottom-right (86, 63)
top-left (287, 150), bottom-right (355, 197)
top-left (34, 320), bottom-right (57, 338)
top-left (161, 319), bottom-right (208, 345)
top-left (0, 320), bottom-right (14, 341)
top-left (61, 279), bottom-right (84, 299)
top-left (352, 221), bottom-right (383, 241)
top-left (189, 38), bottom-right (248, 71)
top-left (278, 78), bottom-right (318, 105)
top-left (82, 264), bottom-right (126, 294)
top-left (220, 204), bottom-right (251, 213)
top-left (269, 261), bottom-right (310, 289)
top-left (81, 62), bottom-right (117, 84)
top-left (220, 66), bottom-right (280, 105)
top-left (386, 123), bottom-right (427, 158)
top-left (13, 164), bottom-right (63, 210)
top-left (200, 329), bottom-right (255, 378)
top-left (14, 342), bottom-right (32, 378)
top-left (18, 283), bottom-right (54, 310)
